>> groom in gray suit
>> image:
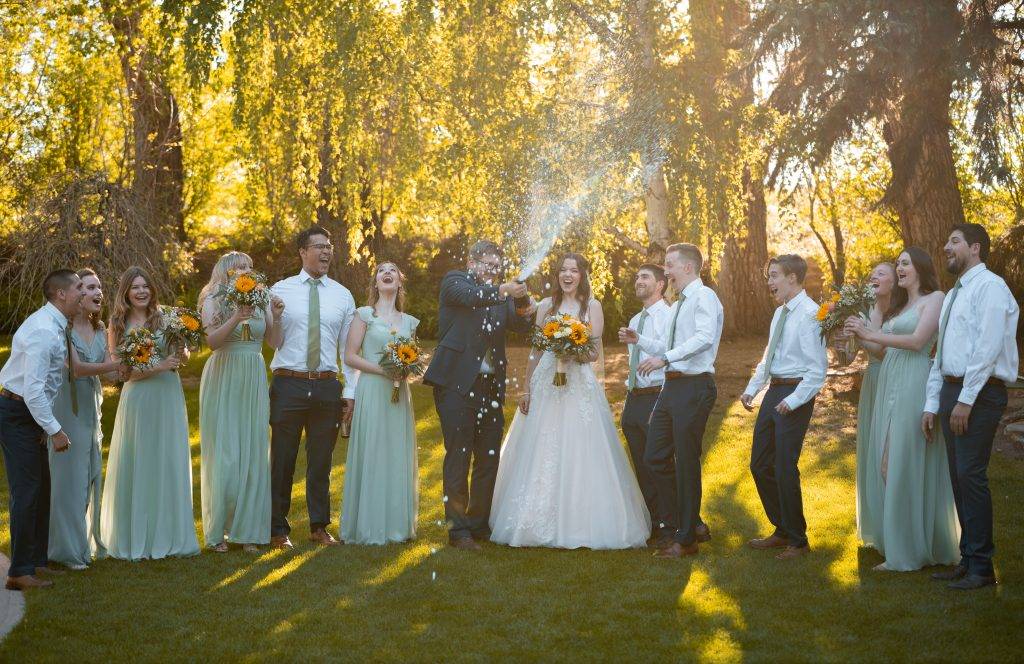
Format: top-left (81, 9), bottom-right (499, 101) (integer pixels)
top-left (424, 240), bottom-right (535, 550)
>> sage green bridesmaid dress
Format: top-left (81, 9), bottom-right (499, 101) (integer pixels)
top-left (855, 351), bottom-right (883, 549)
top-left (340, 306), bottom-right (418, 545)
top-left (199, 313), bottom-right (270, 546)
top-left (48, 327), bottom-right (107, 568)
top-left (100, 326), bottom-right (200, 560)
top-left (868, 306), bottom-right (959, 570)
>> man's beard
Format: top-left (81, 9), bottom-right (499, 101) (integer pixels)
top-left (946, 255), bottom-right (963, 275)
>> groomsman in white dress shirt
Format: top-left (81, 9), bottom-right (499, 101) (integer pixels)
top-left (0, 270), bottom-right (82, 590)
top-left (923, 224), bottom-right (1019, 590)
top-left (268, 226), bottom-right (358, 549)
top-left (622, 244), bottom-right (723, 558)
top-left (740, 254), bottom-right (827, 561)
top-left (617, 265), bottom-right (672, 542)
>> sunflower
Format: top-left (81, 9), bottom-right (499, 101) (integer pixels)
top-left (831, 292), bottom-right (841, 303)
top-left (816, 302), bottom-right (830, 321)
top-left (542, 321), bottom-right (561, 338)
top-left (568, 322), bottom-right (589, 345)
top-left (133, 346), bottom-right (152, 364)
top-left (235, 274), bottom-right (258, 293)
top-left (181, 314), bottom-right (201, 332)
top-left (397, 345), bottom-right (419, 364)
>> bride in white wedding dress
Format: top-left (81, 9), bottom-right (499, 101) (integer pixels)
top-left (489, 253), bottom-right (651, 549)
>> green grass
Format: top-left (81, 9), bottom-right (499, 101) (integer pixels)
top-left (1, 339), bottom-right (1022, 662)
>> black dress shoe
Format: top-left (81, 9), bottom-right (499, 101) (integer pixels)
top-left (948, 574), bottom-right (997, 591)
top-left (931, 565), bottom-right (967, 581)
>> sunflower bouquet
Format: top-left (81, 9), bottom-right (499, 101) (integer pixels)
top-left (379, 335), bottom-right (427, 403)
top-left (530, 313), bottom-right (595, 386)
top-left (160, 305), bottom-right (205, 352)
top-left (215, 270), bottom-right (271, 340)
top-left (815, 281), bottom-right (876, 346)
top-left (117, 327), bottom-right (159, 371)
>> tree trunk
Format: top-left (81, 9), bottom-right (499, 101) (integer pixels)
top-left (882, 18), bottom-right (965, 280)
top-left (103, 1), bottom-right (186, 243)
top-left (719, 164), bottom-right (773, 336)
top-left (629, 0), bottom-right (671, 262)
top-left (690, 0), bottom-right (773, 336)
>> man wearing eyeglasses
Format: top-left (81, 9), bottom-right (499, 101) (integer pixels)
top-left (268, 226), bottom-right (357, 549)
top-left (424, 240), bottom-right (535, 551)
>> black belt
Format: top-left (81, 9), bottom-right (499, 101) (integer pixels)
top-left (627, 385), bottom-right (662, 396)
top-left (943, 375), bottom-right (1005, 387)
top-left (665, 371), bottom-right (711, 381)
top-left (0, 387), bottom-right (24, 402)
top-left (770, 377), bottom-right (802, 386)
top-left (273, 369), bottom-right (337, 380)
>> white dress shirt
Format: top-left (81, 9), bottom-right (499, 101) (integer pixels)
top-left (925, 263), bottom-right (1020, 412)
top-left (270, 270), bottom-right (358, 399)
top-left (744, 290), bottom-right (827, 410)
top-left (638, 278), bottom-right (724, 376)
top-left (625, 298), bottom-right (672, 389)
top-left (0, 302), bottom-right (70, 435)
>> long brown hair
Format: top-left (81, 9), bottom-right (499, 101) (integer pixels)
top-left (886, 246), bottom-right (940, 320)
top-left (549, 253), bottom-right (591, 319)
top-left (76, 268), bottom-right (104, 330)
top-left (365, 261), bottom-right (406, 313)
top-left (109, 266), bottom-right (162, 344)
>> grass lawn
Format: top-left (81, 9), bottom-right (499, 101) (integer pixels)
top-left (1, 338), bottom-right (1022, 662)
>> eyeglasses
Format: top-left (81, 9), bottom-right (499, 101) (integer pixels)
top-left (305, 243), bottom-right (334, 252)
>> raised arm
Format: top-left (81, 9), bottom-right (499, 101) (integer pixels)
top-left (440, 272), bottom-right (508, 310)
top-left (202, 298), bottom-right (249, 350)
top-left (69, 332), bottom-right (120, 379)
top-left (518, 300), bottom-right (550, 415)
top-left (855, 293), bottom-right (943, 353)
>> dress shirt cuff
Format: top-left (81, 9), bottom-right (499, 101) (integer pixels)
top-left (42, 420), bottom-right (61, 437)
top-left (342, 383), bottom-right (356, 399)
top-left (955, 385), bottom-right (979, 407)
top-left (923, 397), bottom-right (939, 414)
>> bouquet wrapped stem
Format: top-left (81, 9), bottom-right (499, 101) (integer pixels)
top-left (554, 357), bottom-right (568, 386)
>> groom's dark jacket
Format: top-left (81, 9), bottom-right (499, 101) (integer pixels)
top-left (423, 270), bottom-right (533, 403)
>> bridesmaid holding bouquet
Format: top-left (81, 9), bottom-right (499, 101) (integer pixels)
top-left (197, 251), bottom-right (283, 553)
top-left (100, 267), bottom-right (200, 561)
top-left (341, 262), bottom-right (420, 545)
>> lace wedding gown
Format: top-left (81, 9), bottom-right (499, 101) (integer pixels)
top-left (489, 312), bottom-right (651, 549)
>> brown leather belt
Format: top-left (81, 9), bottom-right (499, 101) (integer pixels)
top-left (0, 387), bottom-right (24, 402)
top-left (665, 371), bottom-right (712, 381)
top-left (272, 369), bottom-right (337, 380)
top-left (943, 375), bottom-right (1005, 387)
top-left (770, 377), bottom-right (802, 386)
top-left (628, 385), bottom-right (662, 396)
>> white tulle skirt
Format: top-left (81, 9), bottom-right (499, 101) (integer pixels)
top-left (489, 352), bottom-right (651, 549)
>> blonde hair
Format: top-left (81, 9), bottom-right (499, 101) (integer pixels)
top-left (198, 251), bottom-right (254, 324)
top-left (109, 266), bottom-right (161, 345)
top-left (365, 261), bottom-right (406, 313)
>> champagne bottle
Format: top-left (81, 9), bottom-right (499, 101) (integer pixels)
top-left (513, 278), bottom-right (532, 315)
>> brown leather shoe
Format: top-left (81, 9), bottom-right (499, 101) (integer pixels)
top-left (309, 528), bottom-right (341, 546)
top-left (696, 523), bottom-right (712, 544)
top-left (5, 575), bottom-right (53, 591)
top-left (653, 542), bottom-right (698, 558)
top-left (748, 534), bottom-right (789, 550)
top-left (648, 535), bottom-right (674, 549)
top-left (449, 536), bottom-right (482, 551)
top-left (775, 545), bottom-right (810, 560)
top-left (270, 535), bottom-right (293, 550)
top-left (36, 565), bottom-right (66, 576)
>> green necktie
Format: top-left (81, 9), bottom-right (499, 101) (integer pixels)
top-left (667, 293), bottom-right (686, 350)
top-left (627, 309), bottom-right (650, 391)
top-left (764, 305), bottom-right (790, 375)
top-left (307, 278), bottom-right (322, 372)
top-left (934, 279), bottom-right (962, 372)
top-left (65, 325), bottom-right (78, 416)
